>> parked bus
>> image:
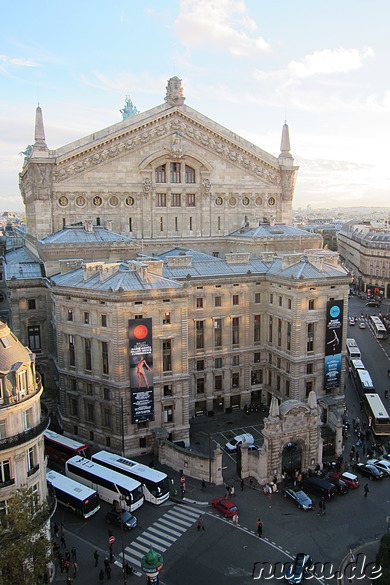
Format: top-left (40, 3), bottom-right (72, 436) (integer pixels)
top-left (65, 456), bottom-right (144, 511)
top-left (350, 358), bottom-right (365, 379)
top-left (91, 450), bottom-right (170, 505)
top-left (369, 316), bottom-right (388, 340)
top-left (346, 338), bottom-right (361, 364)
top-left (364, 393), bottom-right (390, 437)
top-left (355, 368), bottom-right (375, 399)
top-left (44, 430), bottom-right (91, 467)
top-left (46, 468), bottom-right (100, 519)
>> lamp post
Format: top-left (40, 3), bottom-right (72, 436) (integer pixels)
top-left (119, 495), bottom-right (126, 585)
top-left (121, 397), bottom-right (125, 457)
top-left (141, 547), bottom-right (163, 585)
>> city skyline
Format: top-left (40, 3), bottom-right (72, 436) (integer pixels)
top-left (1, 0), bottom-right (390, 213)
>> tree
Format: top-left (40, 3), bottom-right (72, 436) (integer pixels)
top-left (0, 486), bottom-right (52, 584)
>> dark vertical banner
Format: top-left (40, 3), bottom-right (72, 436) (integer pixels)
top-left (324, 300), bottom-right (344, 391)
top-left (128, 318), bottom-right (154, 423)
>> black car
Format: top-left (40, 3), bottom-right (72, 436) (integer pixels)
top-left (285, 553), bottom-right (314, 584)
top-left (366, 300), bottom-right (380, 307)
top-left (327, 476), bottom-right (349, 495)
top-left (353, 462), bottom-right (384, 480)
top-left (105, 508), bottom-right (137, 530)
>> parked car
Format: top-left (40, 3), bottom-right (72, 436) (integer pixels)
top-left (327, 476), bottom-right (349, 495)
top-left (353, 462), bottom-right (384, 480)
top-left (247, 444), bottom-right (262, 452)
top-left (302, 477), bottom-right (337, 499)
top-left (283, 487), bottom-right (313, 511)
top-left (285, 553), bottom-right (314, 584)
top-left (211, 497), bottom-right (239, 518)
top-left (333, 471), bottom-right (360, 489)
top-left (359, 322), bottom-right (366, 329)
top-left (105, 508), bottom-right (137, 530)
top-left (349, 317), bottom-right (356, 326)
top-left (366, 459), bottom-right (390, 476)
top-left (225, 433), bottom-right (254, 452)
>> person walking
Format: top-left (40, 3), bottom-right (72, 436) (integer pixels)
top-left (256, 518), bottom-right (263, 537)
top-left (93, 550), bottom-right (99, 567)
top-left (53, 521), bottom-right (59, 539)
top-left (197, 514), bottom-right (205, 531)
top-left (60, 534), bottom-right (66, 549)
top-left (72, 561), bottom-right (78, 579)
top-left (71, 546), bottom-right (77, 561)
top-left (364, 483), bottom-right (369, 498)
top-left (230, 484), bottom-right (235, 497)
top-left (105, 564), bottom-right (111, 580)
top-left (232, 512), bottom-right (239, 528)
top-left (99, 568), bottom-right (104, 584)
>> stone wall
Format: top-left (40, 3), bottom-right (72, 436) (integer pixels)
top-left (158, 439), bottom-right (224, 486)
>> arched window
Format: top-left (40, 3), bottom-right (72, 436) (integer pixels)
top-left (155, 164), bottom-right (166, 183)
top-left (185, 165), bottom-right (195, 183)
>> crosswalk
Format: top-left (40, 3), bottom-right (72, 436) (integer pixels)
top-left (115, 504), bottom-right (202, 575)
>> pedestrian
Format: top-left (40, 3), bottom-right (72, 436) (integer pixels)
top-left (105, 564), bottom-right (111, 580)
top-left (241, 478), bottom-right (244, 491)
top-left (232, 512), bottom-right (239, 527)
top-left (59, 555), bottom-right (64, 573)
top-left (355, 451), bottom-right (360, 463)
top-left (66, 577), bottom-right (73, 585)
top-left (93, 550), bottom-right (99, 567)
top-left (225, 483), bottom-right (229, 498)
top-left (71, 546), bottom-right (77, 561)
top-left (364, 483), bottom-right (369, 498)
top-left (104, 558), bottom-right (110, 572)
top-left (64, 559), bottom-right (70, 575)
top-left (201, 479), bottom-right (206, 490)
top-left (60, 534), bottom-right (66, 549)
top-left (197, 514), bottom-right (205, 531)
top-left (53, 521), bottom-right (59, 539)
top-left (230, 484), bottom-right (235, 497)
top-left (72, 561), bottom-right (78, 578)
top-left (256, 518), bottom-right (263, 537)
top-left (99, 568), bottom-right (104, 584)
top-left (66, 550), bottom-right (71, 562)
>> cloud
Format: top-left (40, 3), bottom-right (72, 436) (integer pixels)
top-left (0, 54), bottom-right (40, 73)
top-left (288, 47), bottom-right (374, 79)
top-left (173, 0), bottom-right (271, 57)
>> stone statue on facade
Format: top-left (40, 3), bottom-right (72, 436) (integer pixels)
top-left (20, 145), bottom-right (33, 164)
top-left (165, 76), bottom-right (185, 106)
top-left (120, 95), bottom-right (139, 120)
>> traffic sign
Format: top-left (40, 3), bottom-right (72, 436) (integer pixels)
top-left (109, 535), bottom-right (115, 545)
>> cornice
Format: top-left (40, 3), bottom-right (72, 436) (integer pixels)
top-left (53, 110), bottom-right (282, 187)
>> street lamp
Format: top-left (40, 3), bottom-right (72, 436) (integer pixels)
top-left (119, 495), bottom-right (127, 585)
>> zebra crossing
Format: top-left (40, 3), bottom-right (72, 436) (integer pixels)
top-left (115, 504), bottom-right (202, 575)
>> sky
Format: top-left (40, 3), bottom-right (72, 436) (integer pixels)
top-left (1, 0), bottom-right (390, 213)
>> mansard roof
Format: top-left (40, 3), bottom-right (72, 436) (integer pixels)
top-left (230, 222), bottom-right (316, 239)
top-left (39, 224), bottom-right (135, 245)
top-left (0, 321), bottom-right (32, 373)
top-left (5, 247), bottom-right (44, 280)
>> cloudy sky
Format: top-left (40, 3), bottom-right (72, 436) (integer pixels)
top-left (1, 0), bottom-right (389, 212)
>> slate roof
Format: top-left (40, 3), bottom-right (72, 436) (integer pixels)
top-left (5, 248), bottom-right (44, 280)
top-left (40, 225), bottom-right (135, 245)
top-left (230, 223), bottom-right (317, 239)
top-left (0, 321), bottom-right (31, 373)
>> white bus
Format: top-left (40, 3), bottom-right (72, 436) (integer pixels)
top-left (355, 368), bottom-right (375, 399)
top-left (346, 338), bottom-right (361, 364)
top-left (65, 456), bottom-right (144, 511)
top-left (365, 393), bottom-right (390, 437)
top-left (46, 468), bottom-right (100, 519)
top-left (369, 316), bottom-right (387, 340)
top-left (350, 358), bottom-right (365, 379)
top-left (92, 451), bottom-right (170, 505)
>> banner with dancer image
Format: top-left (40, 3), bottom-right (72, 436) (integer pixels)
top-left (324, 300), bottom-right (344, 391)
top-left (128, 318), bottom-right (154, 423)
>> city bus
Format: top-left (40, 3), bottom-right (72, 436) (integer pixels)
top-left (350, 358), bottom-right (365, 380)
top-left (65, 456), bottom-right (144, 511)
top-left (346, 338), bottom-right (361, 364)
top-left (369, 315), bottom-right (388, 340)
top-left (355, 368), bottom-right (375, 399)
top-left (44, 430), bottom-right (92, 467)
top-left (364, 393), bottom-right (390, 437)
top-left (91, 450), bottom-right (170, 505)
top-left (46, 468), bottom-right (100, 519)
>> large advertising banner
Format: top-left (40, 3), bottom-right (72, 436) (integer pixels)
top-left (128, 318), bottom-right (154, 424)
top-left (324, 300), bottom-right (344, 391)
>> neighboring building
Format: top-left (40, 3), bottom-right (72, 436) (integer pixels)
top-left (3, 77), bottom-right (351, 471)
top-left (0, 320), bottom-right (50, 514)
top-left (338, 221), bottom-right (390, 298)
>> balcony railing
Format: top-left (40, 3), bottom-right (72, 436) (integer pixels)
top-left (0, 403), bottom-right (50, 452)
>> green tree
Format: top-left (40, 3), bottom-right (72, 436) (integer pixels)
top-left (0, 486), bottom-right (52, 584)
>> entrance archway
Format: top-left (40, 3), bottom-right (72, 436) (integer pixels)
top-left (282, 442), bottom-right (302, 478)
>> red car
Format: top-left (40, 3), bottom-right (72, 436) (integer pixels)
top-left (211, 497), bottom-right (239, 518)
top-left (333, 471), bottom-right (360, 489)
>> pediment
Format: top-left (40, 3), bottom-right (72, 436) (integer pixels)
top-left (53, 107), bottom-right (281, 187)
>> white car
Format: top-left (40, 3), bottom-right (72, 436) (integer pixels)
top-left (359, 322), bottom-right (366, 329)
top-left (367, 459), bottom-right (390, 476)
top-left (225, 433), bottom-right (254, 452)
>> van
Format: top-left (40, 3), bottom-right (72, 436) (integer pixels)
top-left (302, 477), bottom-right (337, 499)
top-left (225, 433), bottom-right (254, 452)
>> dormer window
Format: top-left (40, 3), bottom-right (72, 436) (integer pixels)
top-left (18, 370), bottom-right (27, 396)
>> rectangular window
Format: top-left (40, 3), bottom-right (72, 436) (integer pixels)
top-left (287, 322), bottom-right (291, 351)
top-left (160, 217), bottom-right (164, 231)
top-left (214, 296), bottom-right (221, 307)
top-left (175, 217), bottom-right (178, 231)
top-left (254, 352), bottom-right (260, 363)
top-left (232, 355), bottom-right (239, 366)
top-left (163, 405), bottom-right (173, 423)
top-left (171, 193), bottom-right (181, 207)
top-left (67, 309), bottom-right (73, 321)
top-left (214, 318), bottom-right (222, 347)
top-left (103, 408), bottom-right (111, 427)
top-left (255, 292), bottom-right (261, 304)
top-left (28, 299), bottom-right (36, 310)
top-left (24, 408), bottom-right (32, 430)
top-left (277, 319), bottom-right (282, 347)
top-left (156, 193), bottom-right (167, 207)
top-left (86, 402), bottom-right (94, 423)
top-left (85, 338), bottom-right (92, 371)
top-left (279, 296), bottom-right (282, 307)
top-left (27, 447), bottom-right (34, 471)
top-left (254, 315), bottom-right (261, 343)
top-left (196, 298), bottom-right (204, 309)
top-left (187, 193), bottom-right (196, 206)
top-left (129, 217), bottom-right (132, 232)
top-left (163, 312), bottom-right (171, 325)
top-left (251, 369), bottom-right (263, 385)
top-left (306, 381), bottom-right (313, 397)
top-left (170, 162), bottom-right (181, 183)
top-left (70, 398), bottom-right (78, 417)
top-left (276, 375), bottom-right (281, 391)
top-left (232, 372), bottom-right (239, 388)
top-left (163, 340), bottom-right (172, 372)
top-left (214, 375), bottom-right (222, 391)
top-left (189, 217), bottom-right (193, 231)
top-left (215, 357), bottom-right (222, 369)
top-left (68, 335), bottom-right (75, 367)
top-left (270, 293), bottom-right (273, 304)
top-left (0, 420), bottom-right (5, 439)
top-left (28, 325), bottom-right (41, 352)
top-left (196, 321), bottom-right (204, 349)
top-left (102, 341), bottom-right (109, 375)
top-left (306, 363), bottom-right (313, 375)
top-left (308, 299), bottom-right (315, 310)
top-left (288, 298), bottom-right (292, 310)
top-left (101, 314), bottom-right (107, 327)
top-left (218, 216), bottom-right (221, 230)
top-left (155, 164), bottom-right (166, 183)
top-left (103, 387), bottom-right (110, 401)
top-left (232, 294), bottom-right (239, 306)
top-left (196, 378), bottom-right (205, 394)
top-left (0, 460), bottom-right (11, 485)
top-left (185, 165), bottom-right (195, 183)
top-left (164, 384), bottom-right (173, 397)
top-left (268, 316), bottom-right (273, 343)
top-left (286, 379), bottom-right (290, 397)
top-left (196, 360), bottom-right (204, 371)
top-left (84, 311), bottom-right (90, 324)
top-left (307, 323), bottom-right (314, 352)
top-left (232, 317), bottom-right (239, 345)
top-left (18, 371), bottom-right (27, 395)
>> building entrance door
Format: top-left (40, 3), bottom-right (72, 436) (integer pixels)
top-left (282, 442), bottom-right (302, 478)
